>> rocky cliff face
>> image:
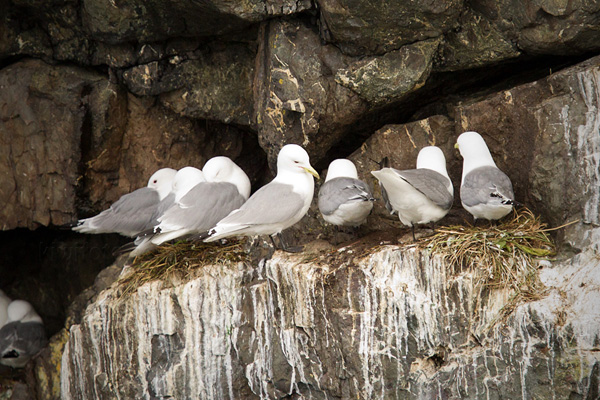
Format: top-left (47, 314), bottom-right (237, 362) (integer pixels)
top-left (1, 0), bottom-right (600, 398)
top-left (60, 240), bottom-right (600, 399)
top-left (60, 57), bottom-right (600, 399)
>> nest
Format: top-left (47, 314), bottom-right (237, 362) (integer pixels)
top-left (418, 208), bottom-right (568, 331)
top-left (117, 240), bottom-right (249, 297)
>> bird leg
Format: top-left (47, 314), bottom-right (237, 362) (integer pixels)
top-left (276, 232), bottom-right (304, 253)
top-left (411, 225), bottom-right (416, 242)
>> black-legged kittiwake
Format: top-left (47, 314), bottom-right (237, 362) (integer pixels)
top-left (371, 146), bottom-right (454, 240)
top-left (130, 157), bottom-right (250, 256)
top-left (73, 168), bottom-right (177, 237)
top-left (204, 144), bottom-right (319, 252)
top-left (0, 300), bottom-right (47, 368)
top-left (455, 131), bottom-right (515, 221)
top-left (318, 159), bottom-right (375, 227)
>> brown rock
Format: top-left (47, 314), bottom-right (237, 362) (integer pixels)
top-left (81, 93), bottom-right (263, 214)
top-left (0, 59), bottom-right (103, 229)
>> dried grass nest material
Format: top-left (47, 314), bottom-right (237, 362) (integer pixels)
top-left (418, 208), bottom-right (573, 330)
top-left (118, 240), bottom-right (249, 297)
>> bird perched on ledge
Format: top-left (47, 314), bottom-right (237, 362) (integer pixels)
top-left (371, 146), bottom-right (454, 240)
top-left (72, 168), bottom-right (177, 237)
top-left (204, 144), bottom-right (319, 253)
top-left (318, 159), bottom-right (375, 227)
top-left (455, 131), bottom-right (515, 221)
top-left (0, 300), bottom-right (47, 368)
top-left (130, 157), bottom-right (250, 256)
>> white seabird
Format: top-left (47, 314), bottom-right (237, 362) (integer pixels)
top-left (0, 300), bottom-right (47, 368)
top-left (318, 159), bottom-right (375, 227)
top-left (455, 131), bottom-right (515, 221)
top-left (126, 166), bottom-right (206, 255)
top-left (204, 144), bottom-right (319, 252)
top-left (130, 157), bottom-right (250, 256)
top-left (72, 168), bottom-right (177, 237)
top-left (371, 146), bottom-right (454, 240)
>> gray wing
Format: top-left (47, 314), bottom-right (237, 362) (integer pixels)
top-left (318, 177), bottom-right (374, 216)
top-left (161, 182), bottom-right (246, 231)
top-left (74, 187), bottom-right (160, 236)
top-left (149, 192), bottom-right (175, 224)
top-left (216, 183), bottom-right (305, 226)
top-left (461, 166), bottom-right (514, 207)
top-left (0, 322), bottom-right (47, 359)
top-left (395, 168), bottom-right (454, 210)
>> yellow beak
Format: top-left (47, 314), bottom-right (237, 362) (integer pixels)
top-left (454, 143), bottom-right (459, 149)
top-left (303, 166), bottom-right (320, 179)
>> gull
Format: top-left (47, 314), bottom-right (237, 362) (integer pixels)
top-left (318, 159), bottom-right (375, 227)
top-left (204, 144), bottom-right (319, 252)
top-left (72, 168), bottom-right (177, 237)
top-left (130, 157), bottom-right (250, 256)
top-left (455, 131), bottom-right (515, 221)
top-left (0, 300), bottom-right (47, 368)
top-left (371, 146), bottom-right (454, 240)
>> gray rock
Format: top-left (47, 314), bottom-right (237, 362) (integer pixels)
top-left (436, 9), bottom-right (521, 71)
top-left (472, 0), bottom-right (600, 55)
top-left (336, 39), bottom-right (441, 106)
top-left (81, 0), bottom-right (312, 44)
top-left (317, 0), bottom-right (464, 55)
top-left (255, 19), bottom-right (368, 168)
top-left (455, 55), bottom-right (600, 245)
top-left (122, 42), bottom-right (256, 126)
top-left (60, 234), bottom-right (600, 398)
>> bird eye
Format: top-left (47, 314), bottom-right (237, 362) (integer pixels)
top-left (293, 160), bottom-right (299, 164)
top-left (153, 180), bottom-right (158, 184)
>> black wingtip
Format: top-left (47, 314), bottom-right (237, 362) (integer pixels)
top-left (113, 241), bottom-right (136, 257)
top-left (56, 221), bottom-right (80, 230)
top-left (369, 156), bottom-right (391, 169)
top-left (136, 227), bottom-right (160, 238)
top-left (188, 230), bottom-right (212, 242)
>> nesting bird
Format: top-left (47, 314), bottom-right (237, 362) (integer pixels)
top-left (204, 144), bottom-right (319, 252)
top-left (72, 168), bottom-right (177, 237)
top-left (318, 159), bottom-right (375, 227)
top-left (455, 131), bottom-right (515, 221)
top-left (130, 157), bottom-right (250, 256)
top-left (0, 300), bottom-right (47, 368)
top-left (371, 146), bottom-right (454, 240)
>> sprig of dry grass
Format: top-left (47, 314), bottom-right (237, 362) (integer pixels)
top-left (419, 208), bottom-right (563, 330)
top-left (117, 240), bottom-right (248, 298)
